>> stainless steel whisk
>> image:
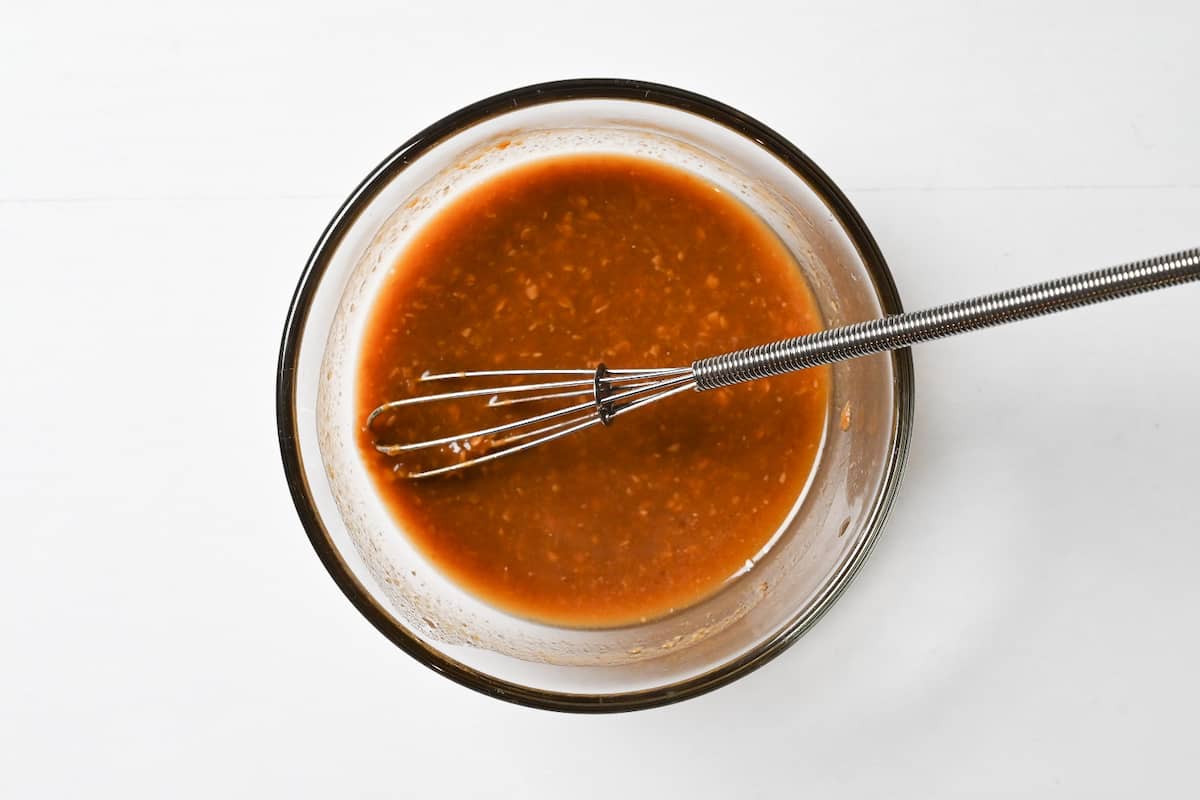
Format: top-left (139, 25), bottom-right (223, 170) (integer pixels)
top-left (367, 248), bottom-right (1200, 478)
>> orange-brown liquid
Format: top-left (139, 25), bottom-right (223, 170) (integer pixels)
top-left (357, 154), bottom-right (828, 627)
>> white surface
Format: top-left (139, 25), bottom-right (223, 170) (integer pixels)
top-left (2, 1), bottom-right (1198, 796)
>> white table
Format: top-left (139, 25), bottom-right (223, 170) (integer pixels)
top-left (4, 1), bottom-right (1197, 796)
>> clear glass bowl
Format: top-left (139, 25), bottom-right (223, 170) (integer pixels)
top-left (276, 79), bottom-right (914, 711)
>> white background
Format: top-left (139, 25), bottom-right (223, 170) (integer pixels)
top-left (3, 1), bottom-right (1198, 796)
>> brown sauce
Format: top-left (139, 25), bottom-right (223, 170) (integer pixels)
top-left (357, 154), bottom-right (829, 627)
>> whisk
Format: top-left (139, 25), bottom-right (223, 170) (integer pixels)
top-left (367, 248), bottom-right (1200, 478)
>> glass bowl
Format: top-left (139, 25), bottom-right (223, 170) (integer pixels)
top-left (276, 79), bottom-right (914, 712)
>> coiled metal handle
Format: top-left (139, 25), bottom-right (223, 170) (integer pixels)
top-left (692, 248), bottom-right (1200, 391)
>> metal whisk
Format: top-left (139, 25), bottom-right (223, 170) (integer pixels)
top-left (367, 248), bottom-right (1200, 478)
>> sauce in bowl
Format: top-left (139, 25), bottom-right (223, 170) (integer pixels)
top-left (357, 153), bottom-right (828, 627)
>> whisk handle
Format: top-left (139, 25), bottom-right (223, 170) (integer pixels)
top-left (692, 248), bottom-right (1200, 391)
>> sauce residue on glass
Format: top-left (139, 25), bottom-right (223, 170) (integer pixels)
top-left (357, 154), bottom-right (829, 628)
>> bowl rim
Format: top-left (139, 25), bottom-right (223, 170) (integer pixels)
top-left (275, 78), bottom-right (915, 713)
